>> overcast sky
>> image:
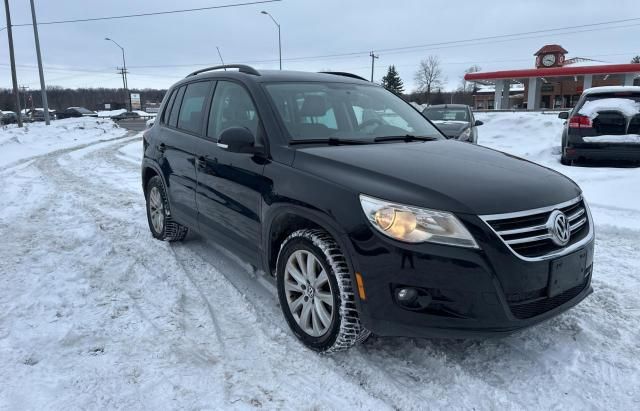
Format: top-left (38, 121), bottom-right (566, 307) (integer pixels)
top-left (1, 0), bottom-right (639, 92)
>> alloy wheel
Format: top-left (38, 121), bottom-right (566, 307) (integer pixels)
top-left (148, 186), bottom-right (165, 233)
top-left (284, 250), bottom-right (334, 337)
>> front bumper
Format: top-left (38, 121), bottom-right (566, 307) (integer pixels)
top-left (344, 214), bottom-right (594, 338)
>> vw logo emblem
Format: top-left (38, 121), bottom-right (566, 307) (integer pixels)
top-left (548, 210), bottom-right (571, 246)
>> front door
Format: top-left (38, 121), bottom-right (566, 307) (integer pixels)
top-left (195, 80), bottom-right (268, 261)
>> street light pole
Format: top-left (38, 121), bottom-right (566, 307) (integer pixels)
top-left (261, 11), bottom-right (281, 70)
top-left (3, 0), bottom-right (23, 127)
top-left (105, 37), bottom-right (132, 111)
top-left (29, 0), bottom-right (50, 125)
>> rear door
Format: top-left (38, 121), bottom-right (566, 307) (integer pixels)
top-left (155, 81), bottom-right (213, 228)
top-left (194, 80), bottom-right (268, 261)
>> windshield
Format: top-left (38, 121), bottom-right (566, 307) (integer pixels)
top-left (422, 107), bottom-right (469, 122)
top-left (264, 82), bottom-right (442, 142)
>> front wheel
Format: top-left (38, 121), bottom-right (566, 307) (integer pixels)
top-left (276, 229), bottom-right (369, 353)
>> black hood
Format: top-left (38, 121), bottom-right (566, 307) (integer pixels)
top-left (431, 120), bottom-right (469, 138)
top-left (293, 140), bottom-right (581, 215)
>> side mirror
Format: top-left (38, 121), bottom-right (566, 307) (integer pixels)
top-left (217, 127), bottom-right (257, 154)
top-left (558, 111), bottom-right (569, 120)
top-left (474, 120), bottom-right (484, 126)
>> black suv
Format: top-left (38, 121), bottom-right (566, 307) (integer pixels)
top-left (142, 65), bottom-right (594, 353)
top-left (559, 86), bottom-right (640, 165)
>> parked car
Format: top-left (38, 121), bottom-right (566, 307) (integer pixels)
top-left (0, 111), bottom-right (18, 125)
top-left (56, 107), bottom-right (98, 119)
top-left (422, 104), bottom-right (482, 143)
top-left (559, 86), bottom-right (640, 165)
top-left (142, 65), bottom-right (594, 353)
top-left (111, 111), bottom-right (140, 121)
top-left (25, 108), bottom-right (56, 122)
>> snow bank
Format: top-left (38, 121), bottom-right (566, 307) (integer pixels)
top-left (0, 118), bottom-right (127, 168)
top-left (97, 109), bottom-right (156, 117)
top-left (578, 98), bottom-right (640, 118)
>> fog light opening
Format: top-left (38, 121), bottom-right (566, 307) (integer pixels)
top-left (395, 286), bottom-right (432, 310)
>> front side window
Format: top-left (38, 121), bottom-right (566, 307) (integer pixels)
top-left (177, 81), bottom-right (212, 133)
top-left (207, 81), bottom-right (259, 139)
top-left (265, 82), bottom-right (441, 141)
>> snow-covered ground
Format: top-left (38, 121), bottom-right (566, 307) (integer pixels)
top-left (1, 113), bottom-right (639, 409)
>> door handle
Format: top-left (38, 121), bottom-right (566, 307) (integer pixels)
top-left (157, 143), bottom-right (166, 153)
top-left (196, 156), bottom-right (207, 169)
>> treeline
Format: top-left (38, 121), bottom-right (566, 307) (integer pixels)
top-left (0, 87), bottom-right (167, 112)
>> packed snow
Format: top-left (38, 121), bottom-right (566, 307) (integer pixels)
top-left (583, 134), bottom-right (640, 143)
top-left (578, 98), bottom-right (640, 119)
top-left (1, 112), bottom-right (639, 409)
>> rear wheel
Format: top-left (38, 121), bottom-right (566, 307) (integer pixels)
top-left (276, 229), bottom-right (369, 353)
top-left (145, 176), bottom-right (188, 241)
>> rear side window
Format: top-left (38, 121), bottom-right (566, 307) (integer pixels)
top-left (177, 81), bottom-right (212, 134)
top-left (168, 86), bottom-right (186, 127)
top-left (162, 89), bottom-right (177, 124)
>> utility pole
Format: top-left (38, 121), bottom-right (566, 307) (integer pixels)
top-left (369, 51), bottom-right (379, 83)
top-left (20, 85), bottom-right (33, 112)
top-left (29, 0), bottom-right (50, 125)
top-left (116, 67), bottom-right (128, 110)
top-left (4, 0), bottom-right (23, 127)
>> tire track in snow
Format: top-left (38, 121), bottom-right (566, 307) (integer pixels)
top-left (24, 133), bottom-right (390, 410)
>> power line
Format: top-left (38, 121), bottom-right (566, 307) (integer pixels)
top-left (121, 19), bottom-right (640, 69)
top-left (10, 0), bottom-right (281, 27)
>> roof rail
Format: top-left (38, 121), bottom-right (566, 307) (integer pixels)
top-left (319, 71), bottom-right (369, 82)
top-left (186, 64), bottom-right (260, 77)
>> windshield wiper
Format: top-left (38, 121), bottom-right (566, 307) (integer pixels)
top-left (373, 135), bottom-right (440, 143)
top-left (289, 138), bottom-right (371, 146)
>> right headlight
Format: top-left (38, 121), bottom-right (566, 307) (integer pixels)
top-left (459, 128), bottom-right (471, 140)
top-left (359, 194), bottom-right (479, 248)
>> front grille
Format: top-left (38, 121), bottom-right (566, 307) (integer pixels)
top-left (509, 274), bottom-right (590, 319)
top-left (481, 197), bottom-right (590, 259)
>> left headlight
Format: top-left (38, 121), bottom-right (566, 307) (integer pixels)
top-left (359, 194), bottom-right (479, 248)
top-left (459, 128), bottom-right (471, 140)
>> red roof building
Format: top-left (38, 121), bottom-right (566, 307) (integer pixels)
top-left (464, 45), bottom-right (640, 110)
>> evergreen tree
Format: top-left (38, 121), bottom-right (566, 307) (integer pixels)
top-left (631, 56), bottom-right (640, 64)
top-left (381, 65), bottom-right (405, 95)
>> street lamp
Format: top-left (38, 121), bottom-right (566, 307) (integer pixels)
top-left (261, 11), bottom-right (281, 70)
top-left (105, 37), bottom-right (132, 111)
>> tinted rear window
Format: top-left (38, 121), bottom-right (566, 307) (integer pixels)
top-left (168, 86), bottom-right (186, 127)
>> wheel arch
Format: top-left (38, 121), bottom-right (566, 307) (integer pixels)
top-left (262, 204), bottom-right (354, 278)
top-left (141, 160), bottom-right (174, 216)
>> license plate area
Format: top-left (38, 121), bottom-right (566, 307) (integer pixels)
top-left (548, 250), bottom-right (588, 298)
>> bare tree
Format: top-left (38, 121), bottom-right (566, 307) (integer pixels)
top-left (414, 55), bottom-right (444, 104)
top-left (459, 65), bottom-right (482, 93)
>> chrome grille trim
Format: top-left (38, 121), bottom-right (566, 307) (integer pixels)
top-left (480, 195), bottom-right (594, 262)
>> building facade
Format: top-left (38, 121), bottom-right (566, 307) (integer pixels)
top-left (466, 45), bottom-right (640, 110)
